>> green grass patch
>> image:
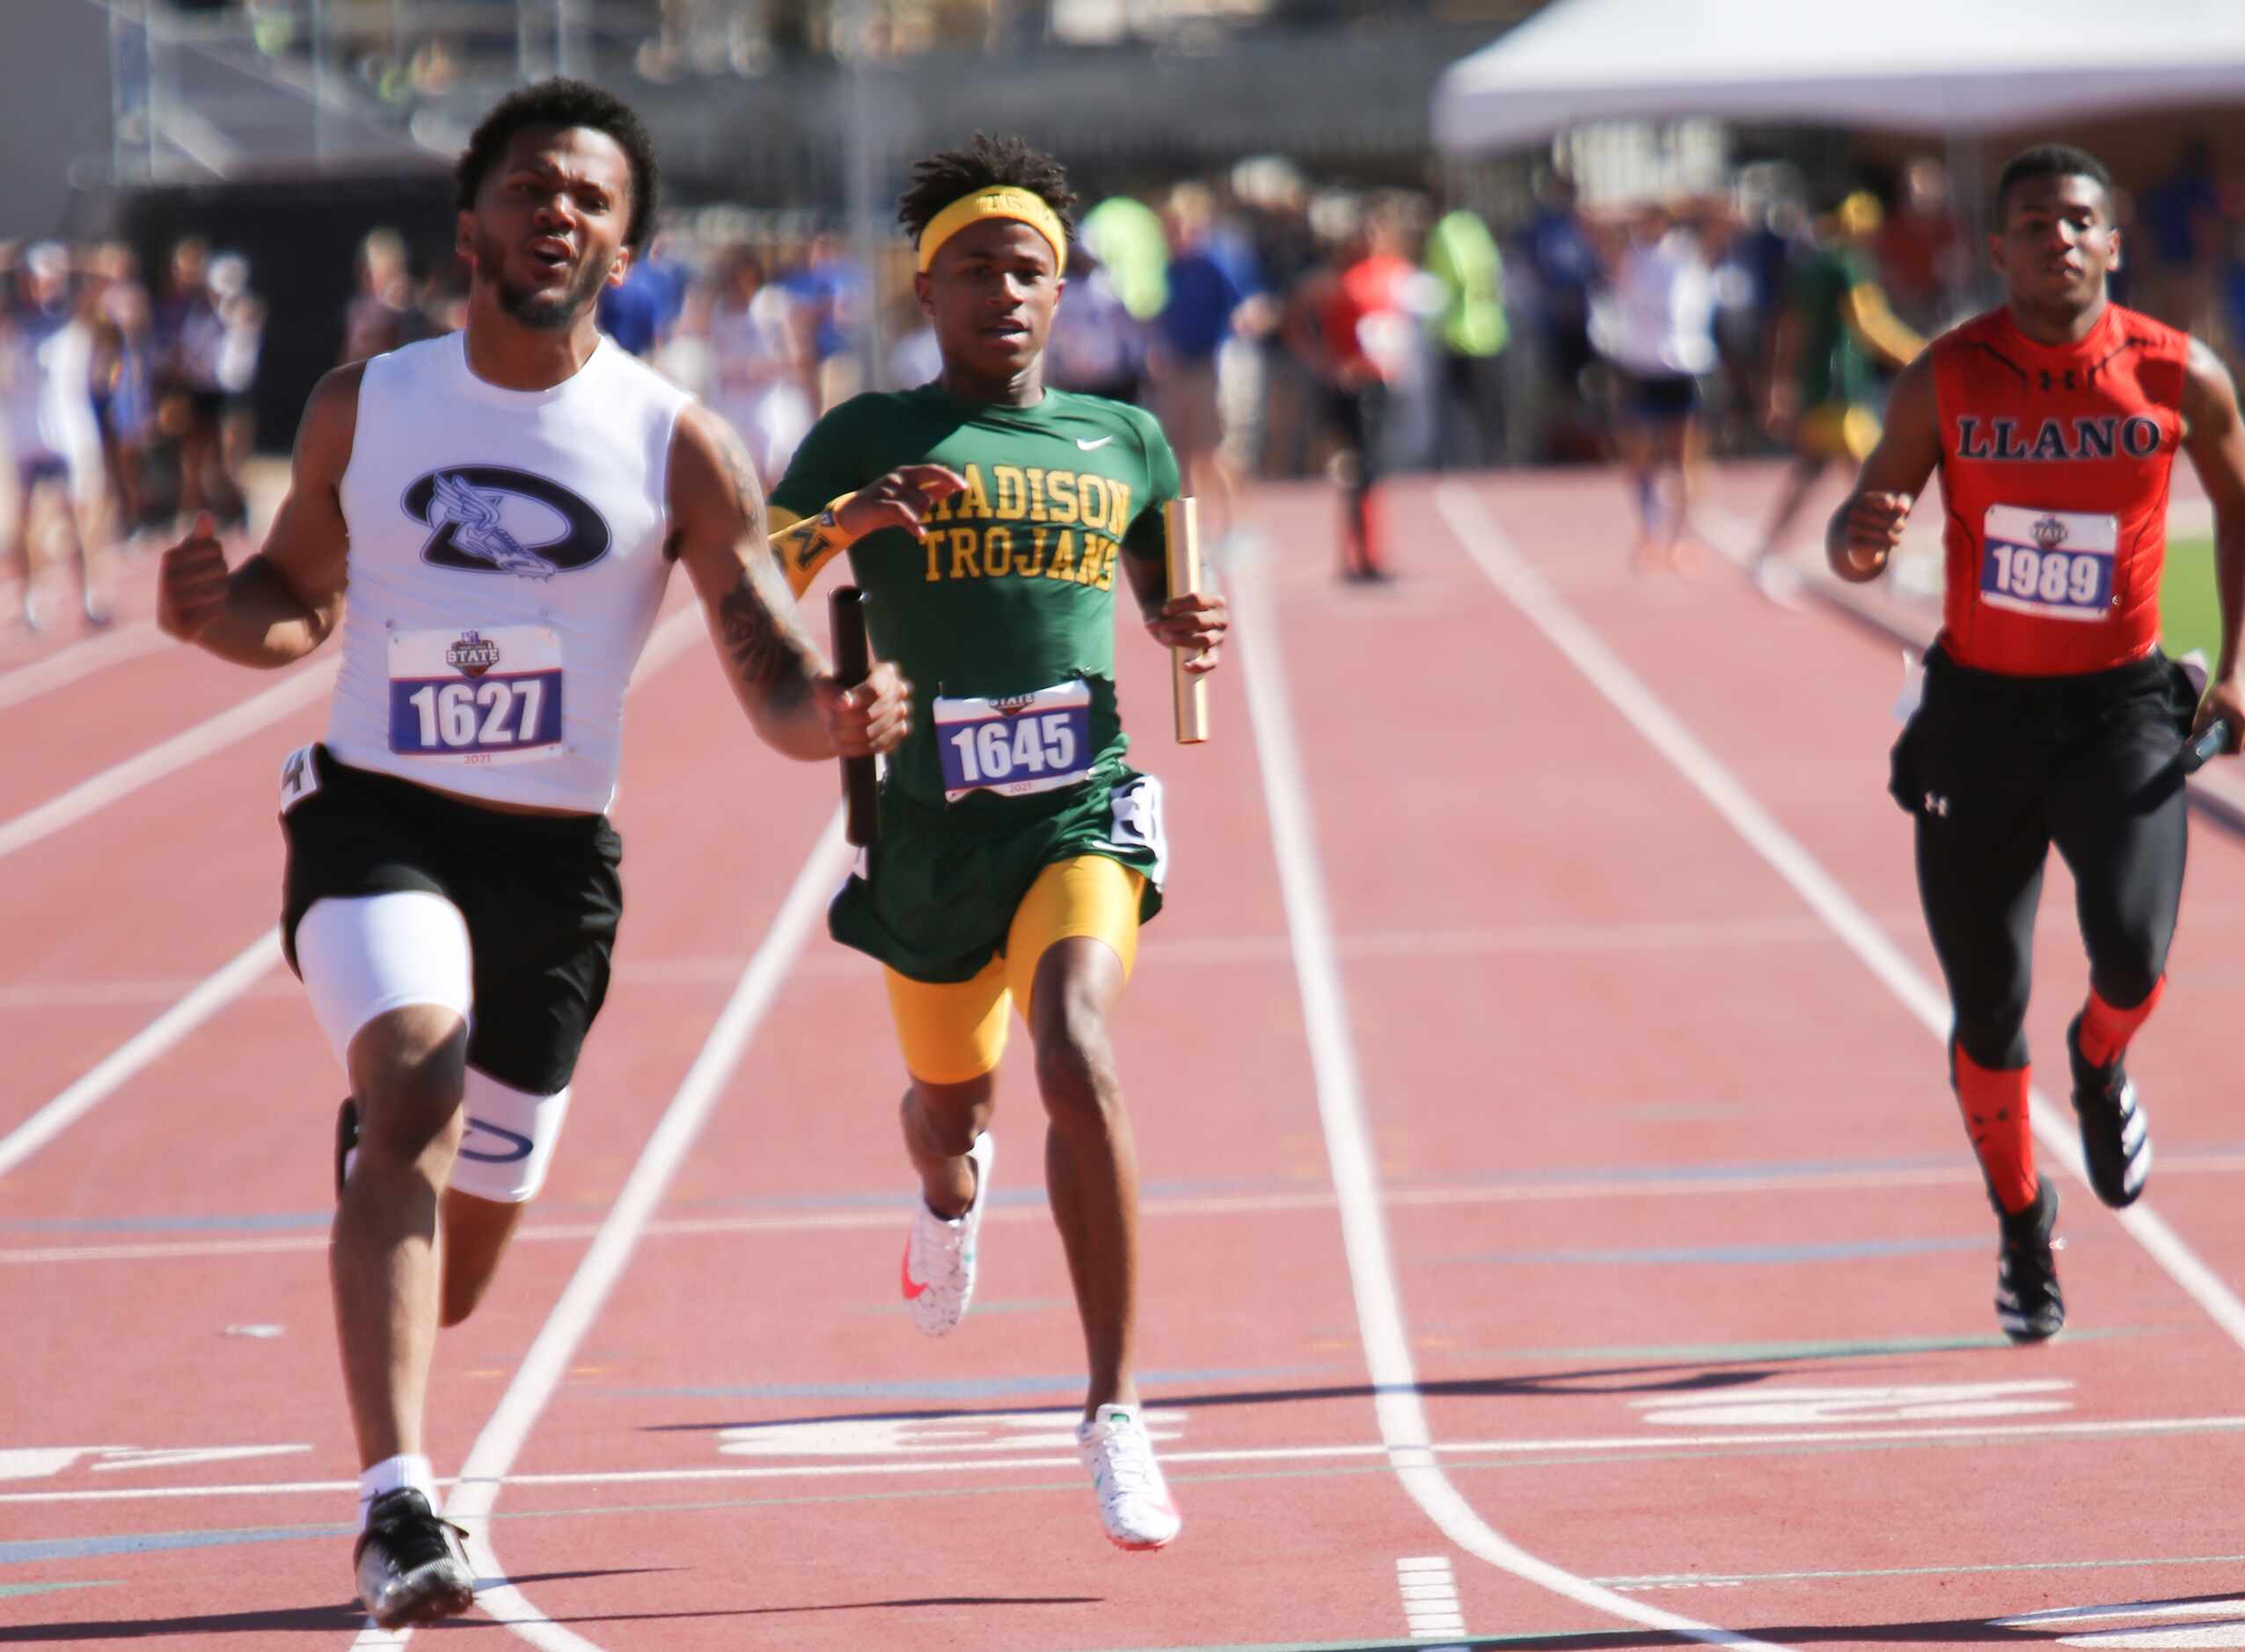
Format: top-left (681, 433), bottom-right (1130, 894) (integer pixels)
top-left (2162, 533), bottom-right (2223, 668)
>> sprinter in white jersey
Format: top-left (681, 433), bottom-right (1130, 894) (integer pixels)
top-left (154, 80), bottom-right (912, 1630)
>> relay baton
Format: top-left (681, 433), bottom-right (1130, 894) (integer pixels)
top-left (829, 586), bottom-right (880, 847)
top-left (1161, 495), bottom-right (1210, 745)
top-left (2183, 717), bottom-right (2235, 777)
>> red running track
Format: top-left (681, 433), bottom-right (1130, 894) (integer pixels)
top-left (7, 469), bottom-right (2245, 1649)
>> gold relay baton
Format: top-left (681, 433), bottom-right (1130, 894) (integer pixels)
top-left (1161, 496), bottom-right (1210, 745)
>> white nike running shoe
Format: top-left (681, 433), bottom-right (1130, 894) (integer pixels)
top-left (1077, 1402), bottom-right (1182, 1550)
top-left (901, 1131), bottom-right (993, 1335)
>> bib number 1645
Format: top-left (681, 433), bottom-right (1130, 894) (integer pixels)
top-left (947, 713), bottom-right (1078, 786)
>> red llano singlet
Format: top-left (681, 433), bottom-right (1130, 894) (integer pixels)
top-left (1932, 301), bottom-right (2190, 676)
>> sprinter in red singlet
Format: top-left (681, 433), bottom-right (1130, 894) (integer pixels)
top-left (1828, 144), bottom-right (2245, 1343)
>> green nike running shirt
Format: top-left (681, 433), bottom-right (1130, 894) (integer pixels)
top-left (770, 384), bottom-right (1181, 809)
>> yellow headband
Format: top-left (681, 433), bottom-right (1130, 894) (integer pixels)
top-left (915, 186), bottom-right (1069, 276)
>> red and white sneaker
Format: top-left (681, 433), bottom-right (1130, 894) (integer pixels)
top-left (1077, 1403), bottom-right (1181, 1550)
top-left (901, 1131), bottom-right (992, 1336)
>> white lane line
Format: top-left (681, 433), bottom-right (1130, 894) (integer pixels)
top-left (0, 929), bottom-right (282, 1183)
top-left (0, 606), bottom-right (706, 1188)
top-left (17, 1409), bottom-right (2245, 1509)
top-left (360, 812), bottom-right (853, 1650)
top-left (1437, 482), bottom-right (2245, 1360)
top-left (0, 622), bottom-right (170, 713)
top-left (1996, 1597), bottom-right (2245, 1627)
top-left (1231, 552), bottom-right (1784, 1648)
top-left (1602, 1556), bottom-right (2245, 1591)
top-left (0, 659), bottom-right (337, 864)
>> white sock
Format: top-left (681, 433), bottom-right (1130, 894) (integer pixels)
top-left (357, 1453), bottom-right (436, 1530)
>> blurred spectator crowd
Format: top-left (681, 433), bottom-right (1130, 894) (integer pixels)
top-left (11, 131), bottom-right (2245, 622)
top-left (1, 236), bottom-right (265, 629)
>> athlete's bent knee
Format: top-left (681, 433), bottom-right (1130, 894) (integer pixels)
top-left (2089, 953), bottom-right (2163, 1013)
top-left (1952, 1002), bottom-right (2029, 1073)
top-left (350, 1033), bottom-right (470, 1178)
top-left (1032, 1009), bottom-right (1119, 1123)
top-left (908, 1075), bottom-right (993, 1157)
top-left (447, 1071), bottom-right (573, 1203)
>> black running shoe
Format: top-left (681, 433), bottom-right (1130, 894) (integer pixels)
top-left (334, 1098), bottom-right (357, 1199)
top-left (354, 1488), bottom-right (474, 1628)
top-left (1994, 1176), bottom-right (2065, 1344)
top-left (2067, 1013), bottom-right (2153, 1209)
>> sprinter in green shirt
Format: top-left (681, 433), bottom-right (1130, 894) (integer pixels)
top-left (765, 135), bottom-right (1227, 1553)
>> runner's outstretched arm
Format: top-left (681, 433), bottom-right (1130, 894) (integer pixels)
top-left (2182, 338), bottom-right (2245, 754)
top-left (155, 363), bottom-right (360, 665)
top-left (1825, 349), bottom-right (1940, 583)
top-left (669, 403), bottom-right (911, 762)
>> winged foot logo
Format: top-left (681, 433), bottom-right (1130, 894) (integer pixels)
top-left (402, 466), bottom-right (613, 579)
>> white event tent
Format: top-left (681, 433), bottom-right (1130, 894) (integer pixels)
top-left (1433, 0), bottom-right (2245, 155)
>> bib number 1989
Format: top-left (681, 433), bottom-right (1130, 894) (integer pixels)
top-left (1978, 504), bottom-right (2117, 623)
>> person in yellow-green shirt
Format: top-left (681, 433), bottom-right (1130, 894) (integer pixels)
top-left (1426, 203), bottom-right (1510, 469)
top-left (1751, 190), bottom-right (1923, 597)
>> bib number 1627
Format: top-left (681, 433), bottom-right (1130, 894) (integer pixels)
top-left (405, 677), bottom-right (551, 750)
top-left (387, 625), bottom-right (565, 765)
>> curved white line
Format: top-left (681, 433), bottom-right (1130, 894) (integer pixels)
top-left (1231, 548), bottom-right (1787, 1648)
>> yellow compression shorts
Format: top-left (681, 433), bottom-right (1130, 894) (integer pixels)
top-left (883, 855), bottom-right (1146, 1085)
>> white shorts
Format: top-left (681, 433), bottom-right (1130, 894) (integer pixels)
top-left (296, 891), bottom-right (570, 1202)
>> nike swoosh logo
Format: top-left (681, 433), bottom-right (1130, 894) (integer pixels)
top-left (900, 1246), bottom-right (927, 1300)
top-left (1076, 436), bottom-right (1115, 450)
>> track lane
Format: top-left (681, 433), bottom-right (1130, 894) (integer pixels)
top-left (1413, 470), bottom-right (2245, 1639)
top-left (17, 467), bottom-right (2245, 1649)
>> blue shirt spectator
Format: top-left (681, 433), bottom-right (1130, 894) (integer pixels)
top-left (597, 262), bottom-right (668, 357)
top-left (1159, 250), bottom-right (1248, 363)
top-left (2141, 142), bottom-right (2221, 270)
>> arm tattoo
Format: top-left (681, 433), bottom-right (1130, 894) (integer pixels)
top-left (719, 535), bottom-right (818, 717)
top-left (716, 425), bottom-right (764, 516)
top-left (690, 412), bottom-right (820, 719)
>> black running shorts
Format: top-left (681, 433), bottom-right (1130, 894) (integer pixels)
top-left (278, 744), bottom-right (624, 1096)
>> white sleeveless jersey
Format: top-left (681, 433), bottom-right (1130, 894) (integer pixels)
top-left (326, 331), bottom-right (691, 813)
